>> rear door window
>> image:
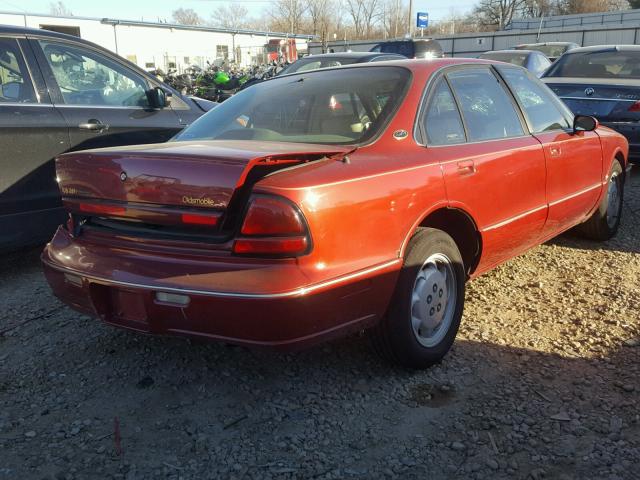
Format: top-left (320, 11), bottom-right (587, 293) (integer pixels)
top-left (0, 38), bottom-right (36, 103)
top-left (497, 66), bottom-right (572, 133)
top-left (422, 79), bottom-right (466, 145)
top-left (446, 67), bottom-right (524, 142)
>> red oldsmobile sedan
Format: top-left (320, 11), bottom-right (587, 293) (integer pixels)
top-left (42, 59), bottom-right (629, 368)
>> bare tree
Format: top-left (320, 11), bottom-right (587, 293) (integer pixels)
top-left (210, 4), bottom-right (250, 30)
top-left (306, 0), bottom-right (335, 45)
top-left (49, 1), bottom-right (72, 16)
top-left (345, 0), bottom-right (382, 39)
top-left (521, 0), bottom-right (557, 17)
top-left (171, 8), bottom-right (204, 26)
top-left (557, 0), bottom-right (628, 13)
top-left (267, 0), bottom-right (308, 33)
top-left (473, 0), bottom-right (527, 30)
top-left (381, 0), bottom-right (409, 38)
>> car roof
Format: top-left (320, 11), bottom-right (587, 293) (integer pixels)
top-left (1, 24), bottom-right (78, 39)
top-left (304, 52), bottom-right (401, 59)
top-left (280, 58), bottom-right (509, 77)
top-left (482, 50), bottom-right (533, 55)
top-left (517, 42), bottom-right (578, 47)
top-left (0, 24), bottom-right (116, 50)
top-left (560, 44), bottom-right (640, 54)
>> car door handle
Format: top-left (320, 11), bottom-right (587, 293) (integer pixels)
top-left (78, 120), bottom-right (109, 132)
top-left (550, 146), bottom-right (561, 157)
top-left (457, 160), bottom-right (476, 175)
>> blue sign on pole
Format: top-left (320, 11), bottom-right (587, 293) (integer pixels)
top-left (417, 12), bottom-right (429, 29)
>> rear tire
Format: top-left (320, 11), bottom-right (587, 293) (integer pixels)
top-left (368, 228), bottom-right (465, 369)
top-left (576, 159), bottom-right (624, 241)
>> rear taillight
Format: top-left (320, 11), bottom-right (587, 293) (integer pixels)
top-left (233, 195), bottom-right (310, 256)
top-left (628, 101), bottom-right (640, 112)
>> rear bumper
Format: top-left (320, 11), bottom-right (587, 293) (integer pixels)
top-left (42, 228), bottom-right (400, 350)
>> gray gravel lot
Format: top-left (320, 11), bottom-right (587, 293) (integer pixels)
top-left (1, 172), bottom-right (639, 480)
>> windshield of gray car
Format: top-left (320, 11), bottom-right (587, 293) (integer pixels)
top-left (545, 50), bottom-right (640, 79)
top-left (174, 66), bottom-right (411, 145)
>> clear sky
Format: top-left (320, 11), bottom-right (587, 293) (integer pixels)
top-left (0, 0), bottom-right (478, 24)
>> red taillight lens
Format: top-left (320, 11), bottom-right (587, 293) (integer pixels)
top-left (181, 213), bottom-right (218, 226)
top-left (628, 101), bottom-right (640, 112)
top-left (233, 236), bottom-right (309, 255)
top-left (234, 196), bottom-right (310, 256)
top-left (240, 196), bottom-right (305, 236)
top-left (79, 203), bottom-right (126, 215)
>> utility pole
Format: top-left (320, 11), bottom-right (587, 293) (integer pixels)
top-left (408, 0), bottom-right (413, 37)
top-left (536, 15), bottom-right (544, 41)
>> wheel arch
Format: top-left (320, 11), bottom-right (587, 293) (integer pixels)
top-left (613, 149), bottom-right (627, 178)
top-left (401, 206), bottom-right (482, 277)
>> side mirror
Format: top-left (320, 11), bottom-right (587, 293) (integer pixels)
top-left (573, 115), bottom-right (598, 133)
top-left (146, 87), bottom-right (169, 109)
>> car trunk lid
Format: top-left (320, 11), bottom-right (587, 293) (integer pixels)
top-left (56, 140), bottom-right (353, 240)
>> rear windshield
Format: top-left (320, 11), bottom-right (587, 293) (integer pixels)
top-left (479, 52), bottom-right (528, 66)
top-left (175, 66), bottom-right (411, 145)
top-left (545, 50), bottom-right (640, 79)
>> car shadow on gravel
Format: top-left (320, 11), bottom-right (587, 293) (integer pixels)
top-left (0, 245), bottom-right (45, 276)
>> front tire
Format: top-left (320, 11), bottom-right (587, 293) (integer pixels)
top-left (368, 228), bottom-right (465, 369)
top-left (576, 159), bottom-right (624, 241)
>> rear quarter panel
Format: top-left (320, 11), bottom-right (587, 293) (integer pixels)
top-left (257, 145), bottom-right (448, 286)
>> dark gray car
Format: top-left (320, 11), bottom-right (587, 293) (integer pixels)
top-left (542, 45), bottom-right (640, 163)
top-left (0, 25), bottom-right (211, 251)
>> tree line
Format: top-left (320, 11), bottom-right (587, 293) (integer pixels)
top-left (49, 0), bottom-right (640, 44)
top-left (173, 0), bottom-right (640, 42)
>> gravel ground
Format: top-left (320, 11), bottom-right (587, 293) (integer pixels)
top-left (1, 171), bottom-right (639, 480)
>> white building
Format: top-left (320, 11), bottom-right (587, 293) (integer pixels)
top-left (0, 11), bottom-right (312, 70)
